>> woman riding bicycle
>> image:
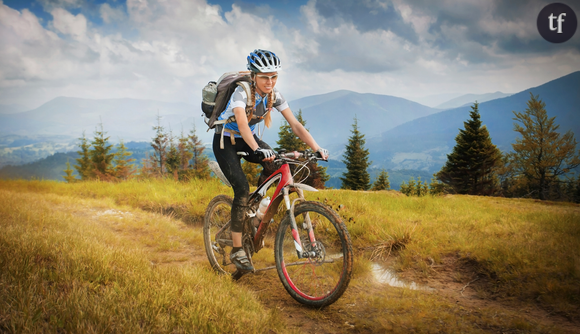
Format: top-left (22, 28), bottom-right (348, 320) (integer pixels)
top-left (212, 49), bottom-right (329, 272)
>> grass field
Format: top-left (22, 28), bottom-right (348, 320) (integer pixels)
top-left (1, 178), bottom-right (579, 333)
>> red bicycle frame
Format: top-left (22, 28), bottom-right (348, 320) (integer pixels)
top-left (249, 152), bottom-right (318, 255)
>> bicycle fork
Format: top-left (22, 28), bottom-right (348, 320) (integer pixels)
top-left (283, 187), bottom-right (319, 259)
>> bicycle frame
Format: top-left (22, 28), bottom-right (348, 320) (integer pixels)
top-left (250, 156), bottom-right (318, 256)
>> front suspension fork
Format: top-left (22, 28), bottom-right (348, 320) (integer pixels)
top-left (283, 187), bottom-right (317, 259)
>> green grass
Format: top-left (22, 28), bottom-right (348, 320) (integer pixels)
top-left (1, 178), bottom-right (580, 332)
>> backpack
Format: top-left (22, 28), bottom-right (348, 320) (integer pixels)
top-left (201, 71), bottom-right (252, 129)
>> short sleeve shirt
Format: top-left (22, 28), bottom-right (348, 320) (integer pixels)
top-left (217, 86), bottom-right (289, 137)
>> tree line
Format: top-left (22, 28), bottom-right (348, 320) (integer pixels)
top-left (63, 111), bottom-right (330, 188)
top-left (63, 93), bottom-right (580, 203)
top-left (339, 93), bottom-right (580, 203)
top-left (64, 115), bottom-right (211, 183)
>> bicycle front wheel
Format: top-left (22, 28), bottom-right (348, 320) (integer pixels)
top-left (274, 201), bottom-right (353, 307)
top-left (203, 195), bottom-right (237, 275)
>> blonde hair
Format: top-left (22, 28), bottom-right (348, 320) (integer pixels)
top-left (248, 74), bottom-right (273, 128)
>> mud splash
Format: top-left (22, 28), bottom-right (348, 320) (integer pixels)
top-left (371, 263), bottom-right (435, 291)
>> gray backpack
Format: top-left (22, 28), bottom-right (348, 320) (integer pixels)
top-left (201, 71), bottom-right (252, 129)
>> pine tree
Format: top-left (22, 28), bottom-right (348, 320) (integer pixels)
top-left (415, 176), bottom-right (429, 197)
top-left (400, 178), bottom-right (416, 196)
top-left (177, 129), bottom-right (193, 180)
top-left (166, 131), bottom-right (180, 181)
top-left (113, 141), bottom-right (135, 181)
top-left (276, 109), bottom-right (308, 152)
top-left (371, 169), bottom-right (390, 191)
top-left (90, 123), bottom-right (116, 181)
top-left (74, 131), bottom-right (92, 180)
top-left (341, 116), bottom-right (371, 190)
top-left (151, 114), bottom-right (169, 178)
top-left (188, 125), bottom-right (210, 180)
top-left (139, 152), bottom-right (156, 179)
top-left (276, 109), bottom-right (329, 188)
top-left (507, 93), bottom-right (580, 200)
top-left (429, 174), bottom-right (449, 195)
top-left (436, 102), bottom-right (502, 195)
top-left (63, 159), bottom-right (77, 183)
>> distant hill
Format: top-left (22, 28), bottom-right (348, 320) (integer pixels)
top-left (368, 71), bottom-right (580, 173)
top-left (406, 93), bottom-right (463, 108)
top-left (0, 97), bottom-right (207, 143)
top-left (262, 90), bottom-right (442, 155)
top-left (0, 142), bottom-right (156, 181)
top-left (0, 91), bottom-right (442, 169)
top-left (0, 152), bottom-right (79, 181)
top-left (0, 103), bottom-right (29, 114)
top-left (436, 92), bottom-right (512, 109)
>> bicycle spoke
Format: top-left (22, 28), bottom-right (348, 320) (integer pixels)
top-left (203, 195), bottom-right (237, 275)
top-left (275, 201), bottom-right (353, 306)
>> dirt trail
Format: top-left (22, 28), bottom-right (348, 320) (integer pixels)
top-left (84, 204), bottom-right (580, 334)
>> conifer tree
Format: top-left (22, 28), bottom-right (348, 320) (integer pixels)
top-left (506, 93), bottom-right (580, 200)
top-left (341, 116), bottom-right (371, 190)
top-left (90, 123), bottom-right (116, 180)
top-left (276, 109), bottom-right (329, 188)
top-left (429, 174), bottom-right (449, 195)
top-left (173, 129), bottom-right (193, 180)
top-left (151, 114), bottom-right (169, 177)
top-left (188, 125), bottom-right (210, 179)
top-left (371, 169), bottom-right (390, 191)
top-left (74, 131), bottom-right (92, 180)
top-left (400, 178), bottom-right (416, 196)
top-left (113, 141), bottom-right (135, 180)
top-left (63, 159), bottom-right (77, 183)
top-left (166, 131), bottom-right (180, 181)
top-left (276, 109), bottom-right (308, 152)
top-left (415, 176), bottom-right (429, 197)
top-left (436, 102), bottom-right (502, 195)
top-left (139, 152), bottom-right (156, 179)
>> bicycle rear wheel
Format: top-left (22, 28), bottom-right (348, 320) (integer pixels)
top-left (203, 195), bottom-right (237, 275)
top-left (274, 201), bottom-right (353, 307)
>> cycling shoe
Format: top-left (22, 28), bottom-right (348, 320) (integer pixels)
top-left (230, 249), bottom-right (254, 272)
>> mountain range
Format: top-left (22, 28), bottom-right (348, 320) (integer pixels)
top-left (435, 91), bottom-right (512, 109)
top-left (367, 71), bottom-right (580, 172)
top-left (1, 71), bottom-right (579, 181)
top-left (261, 90), bottom-right (442, 153)
top-left (0, 98), bottom-right (204, 142)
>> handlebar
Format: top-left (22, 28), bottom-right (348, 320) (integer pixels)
top-left (237, 150), bottom-right (327, 162)
top-left (275, 150), bottom-right (327, 162)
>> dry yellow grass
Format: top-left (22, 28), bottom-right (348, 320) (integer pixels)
top-left (0, 187), bottom-right (283, 333)
top-left (1, 179), bottom-right (579, 333)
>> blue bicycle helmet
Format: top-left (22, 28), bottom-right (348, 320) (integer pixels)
top-left (247, 49), bottom-right (282, 73)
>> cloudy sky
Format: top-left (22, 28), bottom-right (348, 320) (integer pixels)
top-left (1, 0), bottom-right (579, 109)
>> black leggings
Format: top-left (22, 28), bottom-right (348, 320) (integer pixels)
top-left (212, 133), bottom-right (276, 233)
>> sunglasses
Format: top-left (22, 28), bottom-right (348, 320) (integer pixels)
top-left (255, 74), bottom-right (278, 81)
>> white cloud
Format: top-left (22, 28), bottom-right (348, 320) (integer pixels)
top-left (51, 8), bottom-right (87, 40)
top-left (0, 0), bottom-right (579, 110)
top-left (100, 3), bottom-right (126, 24)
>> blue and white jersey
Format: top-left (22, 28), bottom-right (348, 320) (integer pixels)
top-left (217, 86), bottom-right (289, 137)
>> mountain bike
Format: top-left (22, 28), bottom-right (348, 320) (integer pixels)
top-left (203, 150), bottom-right (353, 307)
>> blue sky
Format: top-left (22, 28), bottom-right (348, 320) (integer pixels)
top-left (1, 0), bottom-right (579, 108)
